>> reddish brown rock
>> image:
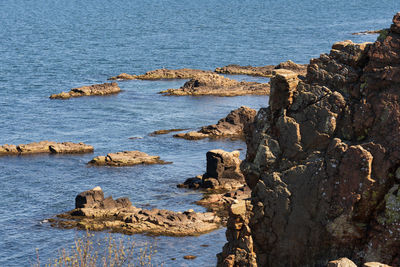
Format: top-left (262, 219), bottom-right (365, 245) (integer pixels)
top-left (174, 106), bottom-right (256, 140)
top-left (109, 68), bottom-right (212, 80)
top-left (0, 141), bottom-right (93, 156)
top-left (88, 151), bottom-right (170, 166)
top-left (50, 82), bottom-right (120, 99)
top-left (215, 60), bottom-right (307, 77)
top-left (218, 13), bottom-right (400, 267)
top-left (159, 73), bottom-right (270, 96)
top-left (50, 187), bottom-right (221, 236)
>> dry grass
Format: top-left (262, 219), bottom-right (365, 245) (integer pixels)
top-left (34, 232), bottom-right (158, 267)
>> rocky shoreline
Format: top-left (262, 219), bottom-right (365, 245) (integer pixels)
top-left (3, 12), bottom-right (399, 267)
top-left (217, 13), bottom-right (400, 267)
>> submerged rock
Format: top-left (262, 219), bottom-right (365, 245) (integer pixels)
top-left (88, 151), bottom-right (170, 166)
top-left (149, 128), bottom-right (188, 136)
top-left (218, 13), bottom-right (400, 267)
top-left (159, 73), bottom-right (270, 96)
top-left (0, 141), bottom-right (93, 156)
top-left (50, 187), bottom-right (221, 236)
top-left (174, 106), bottom-right (256, 140)
top-left (109, 68), bottom-right (212, 80)
top-left (215, 60), bottom-right (307, 77)
top-left (50, 82), bottom-right (120, 99)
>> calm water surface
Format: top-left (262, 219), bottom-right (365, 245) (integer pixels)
top-left (0, 0), bottom-right (399, 266)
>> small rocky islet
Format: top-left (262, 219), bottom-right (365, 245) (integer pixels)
top-left (87, 150), bottom-right (171, 166)
top-left (49, 82), bottom-right (121, 99)
top-left (5, 12), bottom-right (400, 267)
top-left (0, 141), bottom-right (94, 156)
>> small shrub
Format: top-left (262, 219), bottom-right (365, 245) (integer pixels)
top-left (34, 232), bottom-right (158, 267)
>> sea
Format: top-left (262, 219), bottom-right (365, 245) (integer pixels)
top-left (0, 0), bottom-right (399, 266)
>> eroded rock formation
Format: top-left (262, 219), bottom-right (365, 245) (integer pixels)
top-left (108, 68), bottom-right (212, 80)
top-left (0, 141), bottom-right (93, 156)
top-left (50, 82), bottom-right (120, 99)
top-left (174, 106), bottom-right (256, 140)
top-left (215, 60), bottom-right (307, 78)
top-left (178, 149), bottom-right (251, 218)
top-left (218, 13), bottom-right (400, 267)
top-left (88, 151), bottom-right (170, 166)
top-left (159, 73), bottom-right (270, 96)
top-left (50, 187), bottom-right (220, 236)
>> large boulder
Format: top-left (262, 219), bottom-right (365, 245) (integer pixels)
top-left (50, 82), bottom-right (120, 99)
top-left (174, 106), bottom-right (257, 140)
top-left (218, 13), bottom-right (400, 267)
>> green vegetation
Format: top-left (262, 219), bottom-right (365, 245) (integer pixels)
top-left (34, 232), bottom-right (158, 267)
top-left (377, 29), bottom-right (389, 42)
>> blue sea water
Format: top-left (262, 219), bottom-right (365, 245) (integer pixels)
top-left (0, 0), bottom-right (399, 266)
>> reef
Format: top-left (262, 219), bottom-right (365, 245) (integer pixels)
top-left (88, 151), bottom-right (170, 166)
top-left (49, 82), bottom-right (120, 99)
top-left (0, 141), bottom-right (93, 156)
top-left (174, 106), bottom-right (256, 140)
top-left (50, 187), bottom-right (220, 236)
top-left (215, 60), bottom-right (307, 78)
top-left (108, 68), bottom-right (212, 80)
top-left (159, 73), bottom-right (270, 96)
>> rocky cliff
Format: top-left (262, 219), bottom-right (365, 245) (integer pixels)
top-left (218, 13), bottom-right (400, 267)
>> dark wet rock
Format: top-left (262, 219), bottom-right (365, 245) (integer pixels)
top-left (178, 149), bottom-right (245, 191)
top-left (178, 149), bottom-right (250, 219)
top-left (218, 13), bottom-right (400, 267)
top-left (149, 128), bottom-right (188, 136)
top-left (215, 60), bottom-right (307, 78)
top-left (50, 82), bottom-right (120, 99)
top-left (88, 151), bottom-right (170, 166)
top-left (0, 141), bottom-right (93, 156)
top-left (109, 68), bottom-right (212, 80)
top-left (174, 106), bottom-right (256, 140)
top-left (50, 187), bottom-right (221, 236)
top-left (159, 73), bottom-right (270, 96)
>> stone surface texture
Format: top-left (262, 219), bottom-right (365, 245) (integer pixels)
top-left (0, 141), bottom-right (93, 156)
top-left (88, 151), bottom-right (169, 166)
top-left (109, 68), bottom-right (212, 80)
top-left (215, 60), bottom-right (307, 77)
top-left (50, 82), bottom-right (120, 99)
top-left (174, 106), bottom-right (256, 140)
top-left (51, 187), bottom-right (221, 236)
top-left (218, 13), bottom-right (400, 267)
top-left (159, 73), bottom-right (270, 96)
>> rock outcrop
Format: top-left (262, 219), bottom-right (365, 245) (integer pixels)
top-left (174, 106), bottom-right (256, 140)
top-left (50, 82), bottom-right (120, 99)
top-left (215, 60), bottom-right (307, 78)
top-left (50, 187), bottom-right (221, 236)
top-left (178, 149), bottom-right (250, 218)
top-left (149, 128), bottom-right (188, 136)
top-left (108, 68), bottom-right (212, 80)
top-left (0, 141), bottom-right (94, 156)
top-left (218, 13), bottom-right (400, 267)
top-left (88, 151), bottom-right (170, 166)
top-left (178, 149), bottom-right (245, 191)
top-left (159, 73), bottom-right (270, 96)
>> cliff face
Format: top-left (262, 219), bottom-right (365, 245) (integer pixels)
top-left (218, 13), bottom-right (400, 267)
